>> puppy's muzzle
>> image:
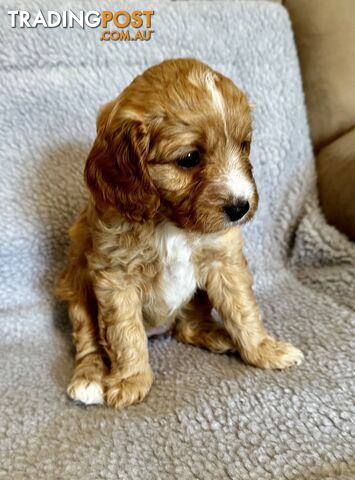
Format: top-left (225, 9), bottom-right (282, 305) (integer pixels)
top-left (223, 199), bottom-right (250, 222)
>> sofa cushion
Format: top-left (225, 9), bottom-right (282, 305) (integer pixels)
top-left (284, 0), bottom-right (355, 152)
top-left (317, 127), bottom-right (355, 240)
top-left (284, 0), bottom-right (355, 239)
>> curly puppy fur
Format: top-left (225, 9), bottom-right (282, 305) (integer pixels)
top-left (57, 58), bottom-right (303, 409)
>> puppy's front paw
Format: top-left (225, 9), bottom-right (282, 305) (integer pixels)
top-left (105, 368), bottom-right (154, 409)
top-left (242, 337), bottom-right (304, 369)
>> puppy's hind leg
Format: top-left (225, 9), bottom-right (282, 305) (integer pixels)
top-left (173, 290), bottom-right (237, 354)
top-left (66, 300), bottom-right (107, 406)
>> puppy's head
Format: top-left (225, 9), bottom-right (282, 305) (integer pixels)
top-left (85, 58), bottom-right (258, 232)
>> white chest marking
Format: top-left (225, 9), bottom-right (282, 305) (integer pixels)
top-left (154, 223), bottom-right (197, 314)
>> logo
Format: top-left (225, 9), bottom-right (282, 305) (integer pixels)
top-left (8, 10), bottom-right (155, 42)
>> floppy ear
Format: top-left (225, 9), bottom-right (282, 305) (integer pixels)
top-left (84, 103), bottom-right (160, 223)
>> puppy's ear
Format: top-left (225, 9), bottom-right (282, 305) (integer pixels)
top-left (84, 102), bottom-right (160, 223)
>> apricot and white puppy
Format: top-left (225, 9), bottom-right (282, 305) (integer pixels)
top-left (57, 58), bottom-right (303, 409)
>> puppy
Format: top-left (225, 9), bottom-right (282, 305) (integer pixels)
top-left (57, 58), bottom-right (303, 409)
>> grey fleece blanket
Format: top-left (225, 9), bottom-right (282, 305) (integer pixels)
top-left (1, 1), bottom-right (354, 479)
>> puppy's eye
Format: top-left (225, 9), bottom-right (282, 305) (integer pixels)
top-left (241, 141), bottom-right (250, 153)
top-left (177, 150), bottom-right (200, 169)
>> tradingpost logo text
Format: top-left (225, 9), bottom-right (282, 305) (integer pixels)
top-left (8, 9), bottom-right (155, 42)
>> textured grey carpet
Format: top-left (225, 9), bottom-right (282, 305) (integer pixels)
top-left (0, 1), bottom-right (354, 479)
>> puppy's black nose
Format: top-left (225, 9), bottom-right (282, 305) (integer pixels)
top-left (224, 200), bottom-right (250, 222)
